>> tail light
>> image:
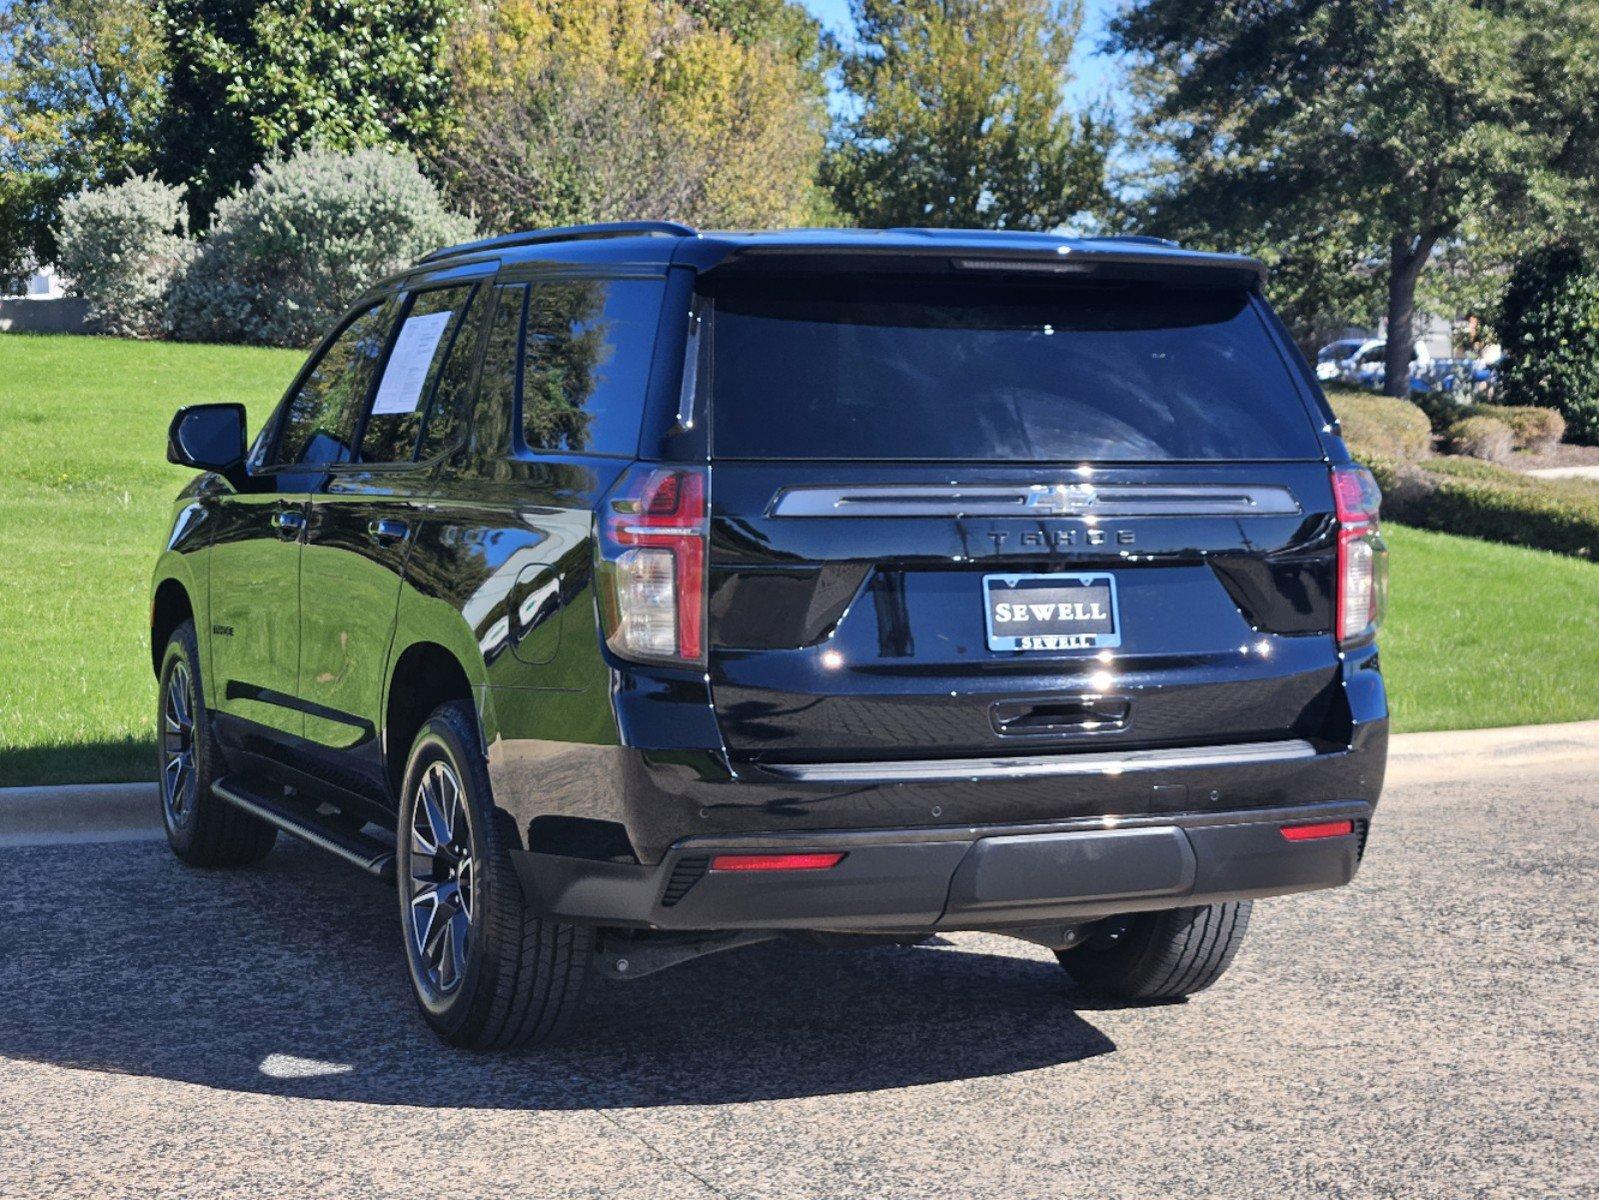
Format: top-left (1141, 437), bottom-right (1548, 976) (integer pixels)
top-left (709, 852), bottom-right (846, 872)
top-left (1332, 465), bottom-right (1388, 647)
top-left (598, 465), bottom-right (707, 664)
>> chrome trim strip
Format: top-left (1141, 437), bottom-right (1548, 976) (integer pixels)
top-left (757, 738), bottom-right (1320, 785)
top-left (673, 310), bottom-right (701, 432)
top-left (767, 483), bottom-right (1302, 519)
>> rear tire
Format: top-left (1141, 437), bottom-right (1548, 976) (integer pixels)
top-left (157, 619), bottom-right (277, 868)
top-left (1056, 902), bottom-right (1252, 1001)
top-left (396, 700), bottom-right (593, 1049)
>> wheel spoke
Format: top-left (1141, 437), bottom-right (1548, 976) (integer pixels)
top-left (171, 752), bottom-right (192, 805)
top-left (456, 857), bottom-right (474, 920)
top-left (421, 774), bottom-right (452, 850)
top-left (446, 908), bottom-right (470, 987)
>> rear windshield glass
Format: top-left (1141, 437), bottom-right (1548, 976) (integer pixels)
top-left (708, 277), bottom-right (1322, 461)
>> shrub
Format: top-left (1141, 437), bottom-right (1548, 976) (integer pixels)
top-left (1496, 243), bottom-right (1599, 444)
top-left (168, 147), bottom-right (474, 348)
top-left (1472, 403), bottom-right (1566, 452)
top-left (1370, 457), bottom-right (1599, 559)
top-left (1327, 390), bottom-right (1433, 462)
top-left (56, 176), bottom-right (193, 339)
top-left (1445, 415), bottom-right (1515, 463)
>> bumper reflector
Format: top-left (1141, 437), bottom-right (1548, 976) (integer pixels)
top-left (1280, 820), bottom-right (1355, 842)
top-left (709, 852), bottom-right (846, 873)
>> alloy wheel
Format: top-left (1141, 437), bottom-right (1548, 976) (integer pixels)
top-left (161, 660), bottom-right (197, 826)
top-left (407, 760), bottom-right (476, 995)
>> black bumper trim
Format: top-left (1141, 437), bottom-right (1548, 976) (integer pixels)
top-left (514, 799), bottom-right (1372, 932)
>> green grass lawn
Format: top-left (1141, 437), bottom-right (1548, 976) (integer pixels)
top-left (0, 333), bottom-right (299, 786)
top-left (1, 333), bottom-right (1596, 786)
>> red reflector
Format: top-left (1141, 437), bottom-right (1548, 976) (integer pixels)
top-left (709, 852), bottom-right (846, 872)
top-left (1280, 820), bottom-right (1355, 842)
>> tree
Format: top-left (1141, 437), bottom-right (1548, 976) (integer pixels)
top-left (1496, 243), bottom-right (1599, 442)
top-left (824, 0), bottom-right (1109, 231)
top-left (156, 0), bottom-right (456, 227)
top-left (437, 0), bottom-right (831, 231)
top-left (0, 0), bottom-right (166, 271)
top-left (1114, 0), bottom-right (1599, 396)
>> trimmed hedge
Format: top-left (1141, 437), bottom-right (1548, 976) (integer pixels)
top-left (1370, 457), bottom-right (1599, 559)
top-left (1445, 415), bottom-right (1514, 463)
top-left (1472, 403), bottom-right (1566, 452)
top-left (1327, 390), bottom-right (1432, 462)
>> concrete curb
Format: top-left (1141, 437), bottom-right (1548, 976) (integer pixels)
top-left (2, 720), bottom-right (1597, 846)
top-left (1385, 719), bottom-right (1599, 787)
top-left (0, 782), bottom-right (161, 847)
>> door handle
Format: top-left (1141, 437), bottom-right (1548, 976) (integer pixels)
top-left (367, 518), bottom-right (410, 546)
top-left (271, 509), bottom-right (306, 537)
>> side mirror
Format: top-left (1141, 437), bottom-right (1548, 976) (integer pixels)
top-left (168, 403), bottom-right (246, 474)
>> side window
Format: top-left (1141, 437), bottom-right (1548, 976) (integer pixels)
top-left (416, 285), bottom-right (490, 461)
top-left (521, 277), bottom-right (666, 456)
top-left (360, 284), bottom-right (478, 464)
top-left (467, 284), bottom-right (526, 461)
top-left (270, 299), bottom-right (396, 484)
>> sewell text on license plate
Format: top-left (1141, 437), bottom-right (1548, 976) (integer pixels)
top-left (983, 572), bottom-right (1121, 652)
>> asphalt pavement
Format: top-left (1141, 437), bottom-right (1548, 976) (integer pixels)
top-left (0, 758), bottom-right (1595, 1198)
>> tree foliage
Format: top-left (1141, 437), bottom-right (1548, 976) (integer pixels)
top-left (1114, 0), bottom-right (1599, 394)
top-left (156, 0), bottom-right (456, 227)
top-left (56, 175), bottom-right (192, 338)
top-left (825, 0), bottom-right (1109, 230)
top-left (438, 0), bottom-right (831, 231)
top-left (0, 0), bottom-right (167, 271)
top-left (166, 147), bottom-right (474, 348)
top-left (1496, 243), bottom-right (1599, 443)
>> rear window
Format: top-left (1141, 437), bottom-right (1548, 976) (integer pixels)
top-left (708, 277), bottom-right (1322, 461)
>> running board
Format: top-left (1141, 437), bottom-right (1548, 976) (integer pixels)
top-left (211, 777), bottom-right (396, 881)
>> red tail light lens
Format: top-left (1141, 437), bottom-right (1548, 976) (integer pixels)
top-left (1332, 465), bottom-right (1388, 647)
top-left (598, 466), bottom-right (707, 664)
top-left (710, 852), bottom-right (846, 872)
top-left (1281, 820), bottom-right (1355, 841)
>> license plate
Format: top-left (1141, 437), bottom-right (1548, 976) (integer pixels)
top-left (983, 572), bottom-right (1121, 652)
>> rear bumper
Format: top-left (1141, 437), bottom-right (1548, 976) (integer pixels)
top-left (512, 798), bottom-right (1372, 933)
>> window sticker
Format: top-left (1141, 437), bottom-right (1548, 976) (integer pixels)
top-left (370, 310), bottom-right (454, 416)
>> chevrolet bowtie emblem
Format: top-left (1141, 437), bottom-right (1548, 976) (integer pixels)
top-left (1026, 484), bottom-right (1098, 515)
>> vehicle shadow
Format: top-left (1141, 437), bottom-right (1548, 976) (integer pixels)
top-left (1, 838), bottom-right (1118, 1110)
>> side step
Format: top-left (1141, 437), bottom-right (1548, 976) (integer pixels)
top-left (212, 777), bottom-right (396, 881)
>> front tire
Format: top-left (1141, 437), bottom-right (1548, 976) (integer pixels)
top-left (396, 700), bottom-right (593, 1049)
top-left (157, 619), bottom-right (277, 868)
top-left (1056, 902), bottom-right (1252, 1001)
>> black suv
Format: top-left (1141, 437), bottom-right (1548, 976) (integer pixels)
top-left (153, 223), bottom-right (1388, 1048)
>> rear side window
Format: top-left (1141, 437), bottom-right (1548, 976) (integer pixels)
top-left (708, 277), bottom-right (1322, 462)
top-left (520, 277), bottom-right (665, 456)
top-left (360, 284), bottom-right (480, 463)
top-left (271, 299), bottom-right (396, 478)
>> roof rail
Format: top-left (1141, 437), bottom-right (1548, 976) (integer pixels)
top-left (419, 220), bottom-right (698, 264)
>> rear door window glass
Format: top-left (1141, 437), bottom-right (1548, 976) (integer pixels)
top-left (360, 284), bottom-right (478, 463)
top-left (708, 277), bottom-right (1322, 462)
top-left (271, 299), bottom-right (396, 482)
top-left (520, 277), bottom-right (665, 456)
top-left (416, 285), bottom-right (489, 461)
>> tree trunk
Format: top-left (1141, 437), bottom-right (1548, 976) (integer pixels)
top-left (1384, 233), bottom-right (1432, 399)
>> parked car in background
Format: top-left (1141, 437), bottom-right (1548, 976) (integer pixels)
top-left (1337, 339), bottom-right (1432, 390)
top-left (1314, 338), bottom-right (1367, 381)
top-left (151, 223), bottom-right (1389, 1049)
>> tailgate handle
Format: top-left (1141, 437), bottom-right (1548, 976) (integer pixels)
top-left (990, 697), bottom-right (1130, 736)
